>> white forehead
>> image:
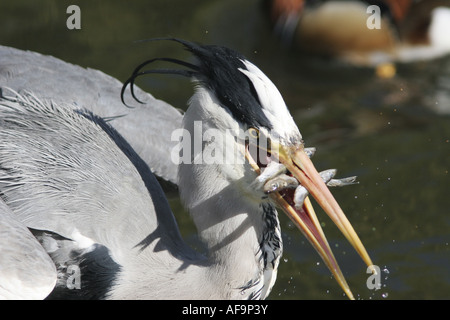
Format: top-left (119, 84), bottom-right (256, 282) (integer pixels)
top-left (238, 59), bottom-right (301, 142)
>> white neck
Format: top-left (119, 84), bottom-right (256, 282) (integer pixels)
top-left (176, 88), bottom-right (283, 299)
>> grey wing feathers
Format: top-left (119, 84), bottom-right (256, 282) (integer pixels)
top-left (0, 45), bottom-right (182, 185)
top-left (0, 90), bottom-right (180, 260)
top-left (0, 198), bottom-right (57, 299)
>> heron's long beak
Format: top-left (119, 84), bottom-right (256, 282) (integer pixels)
top-left (246, 141), bottom-right (374, 300)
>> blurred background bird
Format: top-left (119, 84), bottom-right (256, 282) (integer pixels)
top-left (264, 0), bottom-right (450, 76)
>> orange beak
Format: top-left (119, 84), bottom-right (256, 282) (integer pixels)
top-left (246, 141), bottom-right (375, 300)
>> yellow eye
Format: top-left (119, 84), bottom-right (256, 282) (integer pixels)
top-left (248, 127), bottom-right (259, 139)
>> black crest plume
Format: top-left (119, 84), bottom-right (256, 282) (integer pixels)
top-left (121, 38), bottom-right (272, 129)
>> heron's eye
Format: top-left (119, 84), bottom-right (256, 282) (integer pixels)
top-left (248, 127), bottom-right (259, 139)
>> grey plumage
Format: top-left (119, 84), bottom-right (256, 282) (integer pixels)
top-left (0, 89), bottom-right (202, 299)
top-left (0, 45), bottom-right (182, 185)
top-left (0, 44), bottom-right (192, 299)
top-left (0, 198), bottom-right (56, 299)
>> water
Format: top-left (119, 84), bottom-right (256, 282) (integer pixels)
top-left (1, 0), bottom-right (449, 300)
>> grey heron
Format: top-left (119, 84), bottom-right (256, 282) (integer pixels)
top-left (0, 39), bottom-right (374, 299)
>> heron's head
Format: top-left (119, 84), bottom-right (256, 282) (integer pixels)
top-left (122, 38), bottom-right (374, 299)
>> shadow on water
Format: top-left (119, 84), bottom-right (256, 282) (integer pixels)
top-left (1, 0), bottom-right (449, 299)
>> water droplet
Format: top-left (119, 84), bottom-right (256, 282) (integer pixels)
top-left (382, 292), bottom-right (389, 298)
top-left (283, 258), bottom-right (288, 263)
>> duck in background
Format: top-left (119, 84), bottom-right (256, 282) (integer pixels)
top-left (264, 0), bottom-right (450, 77)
